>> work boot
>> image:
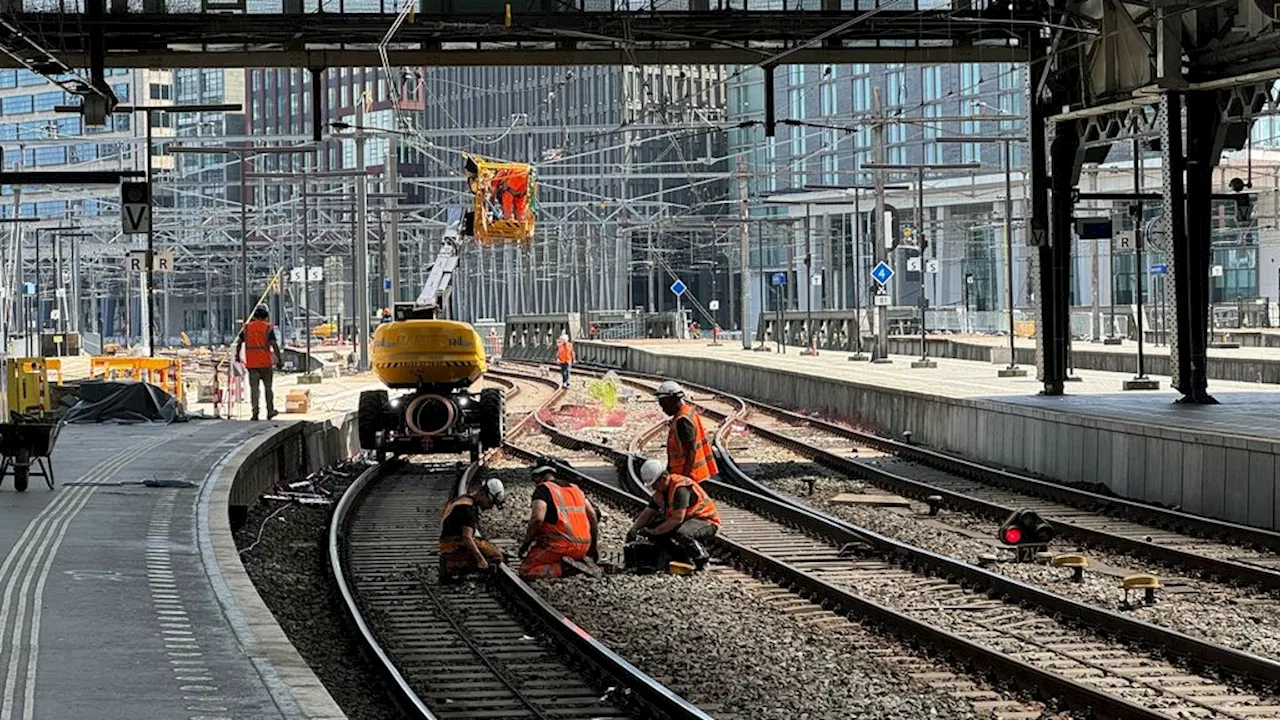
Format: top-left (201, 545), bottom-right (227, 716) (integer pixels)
top-left (687, 539), bottom-right (711, 570)
top-left (250, 414), bottom-right (260, 421)
top-left (267, 409), bottom-right (279, 420)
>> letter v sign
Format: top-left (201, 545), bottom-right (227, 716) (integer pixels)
top-left (123, 204), bottom-right (151, 234)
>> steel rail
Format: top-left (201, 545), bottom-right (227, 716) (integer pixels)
top-left (517, 423), bottom-right (1175, 719)
top-left (517, 363), bottom-right (1280, 688)
top-left (562, 360), bottom-right (1280, 590)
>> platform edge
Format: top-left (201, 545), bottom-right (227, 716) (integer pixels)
top-left (198, 418), bottom-right (357, 720)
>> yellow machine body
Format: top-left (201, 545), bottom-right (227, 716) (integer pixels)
top-left (371, 319), bottom-right (487, 389)
top-left (5, 358), bottom-right (50, 417)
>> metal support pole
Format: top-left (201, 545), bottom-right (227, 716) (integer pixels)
top-left (239, 150), bottom-right (250, 328)
top-left (912, 169), bottom-right (933, 367)
top-left (303, 168), bottom-right (313, 376)
top-left (386, 133), bottom-right (400, 305)
top-left (851, 191), bottom-right (865, 360)
top-left (1001, 140), bottom-right (1024, 376)
top-left (802, 202), bottom-right (815, 355)
top-left (1176, 90), bottom-right (1219, 403)
top-left (871, 88), bottom-right (890, 363)
top-left (144, 110), bottom-right (155, 357)
top-left (354, 105), bottom-right (371, 371)
top-left (738, 156), bottom-right (751, 350)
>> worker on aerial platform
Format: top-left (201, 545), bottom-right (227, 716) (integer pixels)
top-left (234, 305), bottom-right (284, 421)
top-left (654, 381), bottom-right (717, 483)
top-left (518, 464), bottom-right (600, 578)
top-left (626, 459), bottom-right (719, 570)
top-left (439, 478), bottom-right (507, 579)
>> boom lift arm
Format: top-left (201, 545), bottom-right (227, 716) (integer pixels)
top-left (407, 206), bottom-right (464, 320)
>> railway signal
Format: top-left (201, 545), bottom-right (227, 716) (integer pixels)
top-left (997, 508), bottom-right (1055, 561)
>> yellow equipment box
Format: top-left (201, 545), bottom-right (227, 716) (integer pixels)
top-left (6, 358), bottom-right (50, 417)
top-left (371, 319), bottom-right (486, 389)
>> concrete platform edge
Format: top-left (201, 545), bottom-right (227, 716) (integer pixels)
top-left (198, 417), bottom-right (358, 720)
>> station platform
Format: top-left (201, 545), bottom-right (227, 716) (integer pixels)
top-left (577, 339), bottom-right (1280, 532)
top-left (0, 417), bottom-right (351, 720)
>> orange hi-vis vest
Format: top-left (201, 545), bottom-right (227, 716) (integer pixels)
top-left (656, 473), bottom-right (720, 527)
top-left (667, 402), bottom-right (717, 482)
top-left (243, 319), bottom-right (274, 369)
top-left (536, 482), bottom-right (592, 557)
top-left (557, 340), bottom-right (575, 364)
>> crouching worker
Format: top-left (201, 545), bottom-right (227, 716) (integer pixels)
top-left (518, 464), bottom-right (600, 579)
top-left (439, 478), bottom-right (507, 580)
top-left (626, 459), bottom-right (719, 570)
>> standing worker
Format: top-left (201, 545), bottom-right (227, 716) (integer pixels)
top-left (439, 478), bottom-right (507, 579)
top-left (654, 381), bottom-right (718, 483)
top-left (556, 332), bottom-right (575, 388)
top-left (234, 305), bottom-right (284, 421)
top-left (625, 459), bottom-right (719, 570)
top-left (518, 464), bottom-right (599, 578)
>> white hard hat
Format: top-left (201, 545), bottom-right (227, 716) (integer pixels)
top-left (559, 333), bottom-right (569, 342)
top-left (639, 459), bottom-right (666, 491)
top-left (482, 478), bottom-right (506, 507)
top-left (654, 380), bottom-right (685, 397)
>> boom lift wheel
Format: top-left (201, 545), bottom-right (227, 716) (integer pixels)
top-left (358, 390), bottom-right (390, 452)
top-left (478, 388), bottom-right (505, 449)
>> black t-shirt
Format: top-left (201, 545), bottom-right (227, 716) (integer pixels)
top-left (440, 501), bottom-right (480, 539)
top-left (532, 483), bottom-right (558, 526)
top-left (646, 486), bottom-right (693, 514)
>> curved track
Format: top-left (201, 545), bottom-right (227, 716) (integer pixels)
top-left (570, 363), bottom-right (1280, 592)
top-left (516, 362), bottom-right (1280, 719)
top-left (328, 373), bottom-right (711, 720)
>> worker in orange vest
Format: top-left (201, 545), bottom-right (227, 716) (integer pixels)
top-left (626, 459), bottom-right (719, 570)
top-left (233, 305), bottom-right (284, 421)
top-left (439, 478), bottom-right (507, 580)
top-left (518, 464), bottom-right (599, 578)
top-left (654, 380), bottom-right (718, 483)
top-left (556, 332), bottom-right (575, 388)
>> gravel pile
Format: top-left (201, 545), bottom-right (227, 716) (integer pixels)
top-left (535, 572), bottom-right (978, 720)
top-left (234, 459), bottom-right (402, 720)
top-left (745, 459), bottom-right (1280, 662)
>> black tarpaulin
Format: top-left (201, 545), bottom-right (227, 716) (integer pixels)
top-left (63, 381), bottom-right (188, 425)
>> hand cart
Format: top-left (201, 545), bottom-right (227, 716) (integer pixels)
top-left (0, 416), bottom-right (61, 491)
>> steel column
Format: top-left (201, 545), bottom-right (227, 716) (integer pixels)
top-left (1174, 90), bottom-right (1219, 403)
top-left (1036, 118), bottom-right (1080, 396)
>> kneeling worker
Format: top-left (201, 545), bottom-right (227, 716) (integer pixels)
top-left (626, 459), bottom-right (719, 570)
top-left (439, 478), bottom-right (507, 578)
top-left (518, 464), bottom-right (600, 578)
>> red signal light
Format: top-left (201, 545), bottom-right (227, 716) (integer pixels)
top-left (1002, 527), bottom-right (1023, 544)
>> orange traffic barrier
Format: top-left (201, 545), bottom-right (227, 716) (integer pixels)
top-left (45, 358), bottom-right (63, 386)
top-left (89, 357), bottom-right (184, 402)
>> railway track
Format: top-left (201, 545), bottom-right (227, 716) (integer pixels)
top-left (328, 373), bottom-right (711, 720)
top-left (566, 363), bottom-right (1280, 592)
top-left (517, 364), bottom-right (1280, 719)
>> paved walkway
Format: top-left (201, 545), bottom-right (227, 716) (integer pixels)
top-left (0, 420), bottom-right (306, 720)
top-left (622, 339), bottom-right (1280, 442)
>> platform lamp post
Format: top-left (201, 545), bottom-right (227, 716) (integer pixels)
top-left (864, 162), bottom-right (981, 368)
top-left (937, 136), bottom-right (1027, 377)
top-left (168, 143), bottom-right (314, 343)
top-left (805, 183), bottom-right (910, 360)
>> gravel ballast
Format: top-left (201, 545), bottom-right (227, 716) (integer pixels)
top-left (233, 460), bottom-right (403, 720)
top-left (739, 448), bottom-right (1280, 663)
top-left (534, 572), bottom-right (979, 720)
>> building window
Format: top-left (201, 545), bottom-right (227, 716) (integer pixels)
top-left (149, 83), bottom-right (172, 100)
top-left (0, 71), bottom-right (15, 89)
top-left (2, 95), bottom-right (33, 115)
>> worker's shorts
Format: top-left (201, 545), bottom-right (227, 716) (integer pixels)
top-left (519, 542), bottom-right (589, 580)
top-left (439, 537), bottom-right (504, 578)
